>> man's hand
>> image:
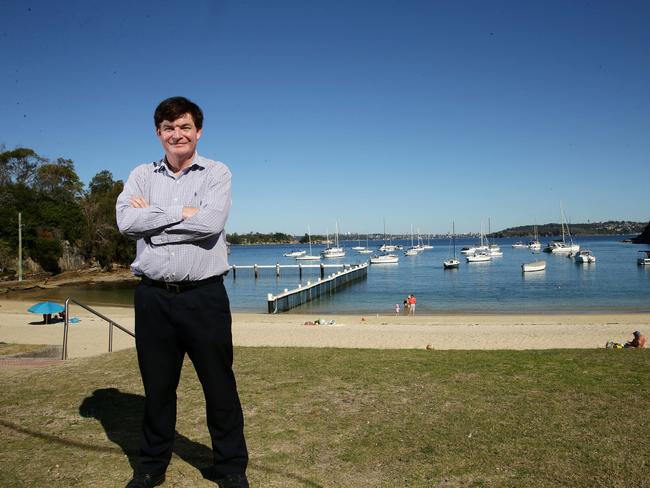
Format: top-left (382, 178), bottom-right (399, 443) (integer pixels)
top-left (129, 196), bottom-right (149, 208)
top-left (182, 207), bottom-right (199, 220)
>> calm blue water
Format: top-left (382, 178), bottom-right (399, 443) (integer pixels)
top-left (29, 236), bottom-right (650, 314)
top-left (225, 236), bottom-right (650, 314)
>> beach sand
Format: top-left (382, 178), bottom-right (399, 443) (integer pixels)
top-left (1, 298), bottom-right (647, 358)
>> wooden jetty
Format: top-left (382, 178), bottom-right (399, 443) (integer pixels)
top-left (267, 263), bottom-right (368, 313)
top-left (230, 263), bottom-right (348, 280)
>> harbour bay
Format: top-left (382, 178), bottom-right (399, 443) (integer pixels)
top-left (13, 235), bottom-right (650, 315)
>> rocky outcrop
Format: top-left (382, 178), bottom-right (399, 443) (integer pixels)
top-left (58, 240), bottom-right (87, 272)
top-left (631, 221), bottom-right (650, 244)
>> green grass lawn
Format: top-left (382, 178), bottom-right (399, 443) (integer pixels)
top-left (1, 347), bottom-right (648, 487)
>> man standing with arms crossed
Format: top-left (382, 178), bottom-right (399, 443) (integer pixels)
top-left (116, 97), bottom-right (248, 488)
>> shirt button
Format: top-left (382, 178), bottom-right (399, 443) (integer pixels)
top-left (171, 252), bottom-right (175, 256)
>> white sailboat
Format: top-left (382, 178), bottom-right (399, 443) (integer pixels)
top-left (378, 219), bottom-right (401, 252)
top-left (443, 222), bottom-right (460, 269)
top-left (356, 235), bottom-right (373, 254)
top-left (528, 223), bottom-right (542, 251)
top-left (405, 225), bottom-right (422, 256)
top-left (422, 233), bottom-right (434, 250)
top-left (321, 222), bottom-right (345, 258)
top-left (466, 223), bottom-right (491, 262)
top-left (351, 234), bottom-right (366, 251)
top-left (544, 207), bottom-right (580, 254)
top-left (295, 227), bottom-right (321, 261)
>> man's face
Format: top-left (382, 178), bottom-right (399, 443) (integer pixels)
top-left (156, 113), bottom-right (202, 161)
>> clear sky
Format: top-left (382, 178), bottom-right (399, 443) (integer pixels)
top-left (2, 0), bottom-right (649, 235)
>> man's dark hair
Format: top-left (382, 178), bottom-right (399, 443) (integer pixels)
top-left (154, 96), bottom-right (204, 129)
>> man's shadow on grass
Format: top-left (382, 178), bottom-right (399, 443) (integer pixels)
top-left (79, 388), bottom-right (213, 473)
top-left (80, 387), bottom-right (324, 487)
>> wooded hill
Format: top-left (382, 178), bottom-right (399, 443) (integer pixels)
top-left (491, 221), bottom-right (647, 238)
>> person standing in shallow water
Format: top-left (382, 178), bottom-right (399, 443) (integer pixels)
top-left (116, 97), bottom-right (248, 488)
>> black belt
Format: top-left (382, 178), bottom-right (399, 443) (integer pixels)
top-left (141, 275), bottom-right (223, 293)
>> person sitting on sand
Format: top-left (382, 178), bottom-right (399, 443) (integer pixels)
top-left (624, 330), bottom-right (646, 348)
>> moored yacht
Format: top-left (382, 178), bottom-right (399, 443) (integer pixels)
top-left (543, 206), bottom-right (580, 254)
top-left (443, 222), bottom-right (460, 269)
top-left (321, 222), bottom-right (346, 258)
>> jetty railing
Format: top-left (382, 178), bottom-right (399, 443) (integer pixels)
top-left (230, 263), bottom-right (348, 280)
top-left (62, 297), bottom-right (135, 360)
top-left (267, 262), bottom-right (368, 313)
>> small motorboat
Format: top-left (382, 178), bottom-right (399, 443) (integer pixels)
top-left (466, 251), bottom-right (491, 263)
top-left (295, 254), bottom-right (321, 261)
top-left (283, 250), bottom-right (306, 257)
top-left (575, 249), bottom-right (596, 264)
top-left (512, 241), bottom-right (527, 249)
top-left (369, 253), bottom-right (399, 264)
top-left (522, 260), bottom-right (546, 272)
top-left (638, 251), bottom-right (650, 266)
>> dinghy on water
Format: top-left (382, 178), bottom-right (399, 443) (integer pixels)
top-left (522, 260), bottom-right (546, 272)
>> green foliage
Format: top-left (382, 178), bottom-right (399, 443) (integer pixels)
top-left (228, 231), bottom-right (295, 245)
top-left (82, 171), bottom-right (134, 268)
top-left (0, 147), bottom-right (88, 273)
top-left (0, 146), bottom-right (46, 186)
top-left (299, 233), bottom-right (324, 243)
top-left (33, 158), bottom-right (84, 201)
top-left (0, 239), bottom-right (13, 273)
top-left (29, 236), bottom-right (62, 273)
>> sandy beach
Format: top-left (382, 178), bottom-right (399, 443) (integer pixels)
top-left (1, 298), bottom-right (647, 358)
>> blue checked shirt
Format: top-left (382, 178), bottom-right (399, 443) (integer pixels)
top-left (116, 153), bottom-right (231, 281)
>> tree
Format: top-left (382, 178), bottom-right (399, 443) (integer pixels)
top-left (0, 240), bottom-right (13, 273)
top-left (82, 171), bottom-right (134, 268)
top-left (33, 158), bottom-right (84, 201)
top-left (0, 147), bottom-right (46, 186)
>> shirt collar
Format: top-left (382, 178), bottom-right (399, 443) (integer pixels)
top-left (154, 153), bottom-right (206, 175)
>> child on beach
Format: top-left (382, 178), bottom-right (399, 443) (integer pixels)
top-left (395, 303), bottom-right (400, 315)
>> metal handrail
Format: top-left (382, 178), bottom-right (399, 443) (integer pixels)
top-left (62, 297), bottom-right (135, 360)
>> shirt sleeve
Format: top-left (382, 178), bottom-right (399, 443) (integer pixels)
top-left (149, 165), bottom-right (232, 245)
top-left (116, 165), bottom-right (184, 239)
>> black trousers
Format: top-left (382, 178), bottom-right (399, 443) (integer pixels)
top-left (134, 279), bottom-right (248, 476)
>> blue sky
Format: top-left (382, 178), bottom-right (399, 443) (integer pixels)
top-left (2, 0), bottom-right (649, 235)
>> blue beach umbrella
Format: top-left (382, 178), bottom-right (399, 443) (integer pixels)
top-left (27, 301), bottom-right (65, 315)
